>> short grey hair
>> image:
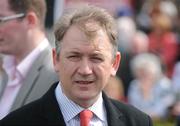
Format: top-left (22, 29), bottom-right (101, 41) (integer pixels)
top-left (54, 4), bottom-right (118, 57)
top-left (130, 53), bottom-right (162, 79)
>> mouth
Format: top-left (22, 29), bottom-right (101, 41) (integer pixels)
top-left (75, 80), bottom-right (94, 85)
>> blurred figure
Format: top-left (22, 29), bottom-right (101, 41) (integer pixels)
top-left (0, 0), bottom-right (58, 119)
top-left (117, 16), bottom-right (136, 52)
top-left (148, 13), bottom-right (178, 78)
top-left (128, 53), bottom-right (174, 120)
top-left (103, 76), bottom-right (125, 102)
top-left (159, 0), bottom-right (178, 24)
top-left (135, 0), bottom-right (155, 34)
top-left (117, 30), bottom-right (149, 97)
top-left (171, 61), bottom-right (180, 117)
top-left (172, 62), bottom-right (180, 100)
top-left (131, 31), bottom-right (149, 55)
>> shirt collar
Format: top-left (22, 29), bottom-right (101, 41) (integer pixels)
top-left (2, 55), bottom-right (16, 79)
top-left (17, 38), bottom-right (49, 77)
top-left (55, 82), bottom-right (107, 122)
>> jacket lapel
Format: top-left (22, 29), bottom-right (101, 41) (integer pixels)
top-left (0, 72), bottom-right (8, 99)
top-left (11, 47), bottom-right (51, 111)
top-left (40, 82), bottom-right (66, 125)
top-left (37, 85), bottom-right (128, 126)
top-left (103, 92), bottom-right (127, 126)
top-left (40, 84), bottom-right (127, 126)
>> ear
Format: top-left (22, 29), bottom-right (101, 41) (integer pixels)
top-left (25, 11), bottom-right (38, 27)
top-left (111, 52), bottom-right (121, 76)
top-left (52, 48), bottom-right (60, 72)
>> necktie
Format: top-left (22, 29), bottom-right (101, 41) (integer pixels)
top-left (80, 110), bottom-right (93, 126)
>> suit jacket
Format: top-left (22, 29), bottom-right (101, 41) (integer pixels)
top-left (0, 45), bottom-right (58, 112)
top-left (177, 116), bottom-right (180, 126)
top-left (0, 82), bottom-right (153, 126)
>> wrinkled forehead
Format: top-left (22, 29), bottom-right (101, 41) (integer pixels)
top-left (75, 20), bottom-right (105, 41)
top-left (61, 23), bottom-right (112, 51)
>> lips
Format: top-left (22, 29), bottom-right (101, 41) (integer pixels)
top-left (75, 80), bottom-right (94, 84)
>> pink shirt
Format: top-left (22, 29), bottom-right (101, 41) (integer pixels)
top-left (0, 38), bottom-right (49, 119)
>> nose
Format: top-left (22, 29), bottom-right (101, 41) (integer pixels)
top-left (77, 58), bottom-right (93, 75)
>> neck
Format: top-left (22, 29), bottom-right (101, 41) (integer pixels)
top-left (15, 30), bottom-right (45, 64)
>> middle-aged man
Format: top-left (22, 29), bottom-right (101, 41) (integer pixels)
top-left (0, 0), bottom-right (58, 119)
top-left (0, 4), bottom-right (153, 126)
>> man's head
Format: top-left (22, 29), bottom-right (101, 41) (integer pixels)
top-left (53, 4), bottom-right (121, 108)
top-left (0, 0), bottom-right (46, 62)
top-left (7, 0), bottom-right (46, 27)
top-left (54, 4), bottom-right (118, 58)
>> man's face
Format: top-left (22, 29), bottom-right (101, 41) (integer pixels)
top-left (53, 24), bottom-right (120, 107)
top-left (0, 0), bottom-right (27, 56)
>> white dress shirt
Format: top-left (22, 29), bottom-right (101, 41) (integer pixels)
top-left (55, 82), bottom-right (108, 126)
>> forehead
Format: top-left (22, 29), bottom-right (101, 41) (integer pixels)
top-left (0, 0), bottom-right (14, 15)
top-left (61, 24), bottom-right (112, 52)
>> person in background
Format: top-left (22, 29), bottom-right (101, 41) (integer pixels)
top-left (148, 13), bottom-right (178, 78)
top-left (0, 4), bottom-right (152, 126)
top-left (171, 58), bottom-right (180, 123)
top-left (0, 0), bottom-right (58, 119)
top-left (117, 30), bottom-right (149, 97)
top-left (128, 53), bottom-right (174, 120)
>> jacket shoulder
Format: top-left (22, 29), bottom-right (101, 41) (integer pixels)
top-left (110, 99), bottom-right (153, 126)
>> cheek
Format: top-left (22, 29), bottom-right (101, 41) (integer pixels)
top-left (3, 22), bottom-right (20, 32)
top-left (3, 25), bottom-right (22, 41)
top-left (98, 62), bottom-right (113, 73)
top-left (59, 60), bottom-right (77, 76)
top-left (94, 63), bottom-right (113, 81)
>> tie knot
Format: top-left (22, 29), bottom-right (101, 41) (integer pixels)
top-left (80, 110), bottom-right (93, 126)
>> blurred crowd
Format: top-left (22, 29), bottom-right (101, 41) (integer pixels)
top-left (0, 0), bottom-right (180, 125)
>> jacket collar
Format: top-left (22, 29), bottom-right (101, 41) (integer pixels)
top-left (39, 82), bottom-right (66, 125)
top-left (102, 92), bottom-right (127, 126)
top-left (40, 82), bottom-right (127, 126)
top-left (11, 46), bottom-right (52, 111)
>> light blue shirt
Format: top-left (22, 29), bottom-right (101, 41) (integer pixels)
top-left (128, 76), bottom-right (174, 118)
top-left (55, 82), bottom-right (108, 126)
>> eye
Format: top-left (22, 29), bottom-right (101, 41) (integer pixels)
top-left (91, 56), bottom-right (104, 63)
top-left (67, 55), bottom-right (81, 62)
